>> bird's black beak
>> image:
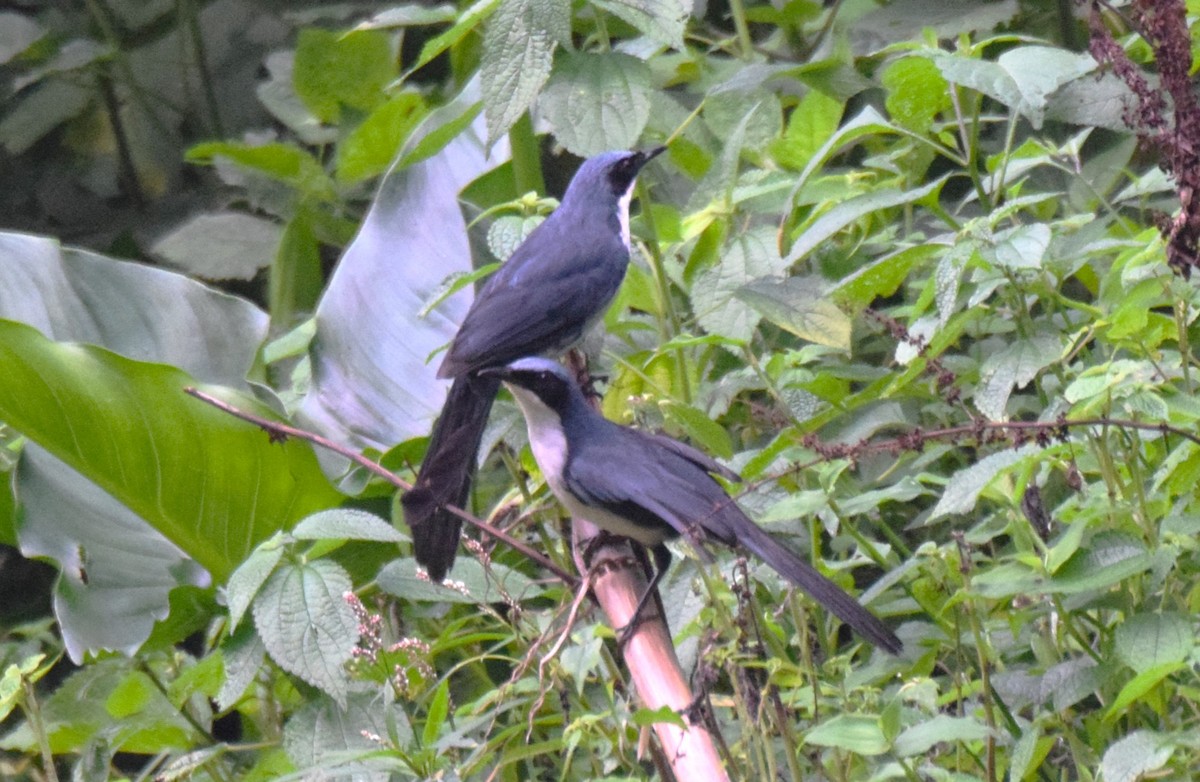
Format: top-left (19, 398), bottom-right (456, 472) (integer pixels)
top-left (638, 145), bottom-right (667, 167)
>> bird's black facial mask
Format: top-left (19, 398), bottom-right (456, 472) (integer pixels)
top-left (605, 147), bottom-right (665, 198)
top-left (503, 368), bottom-right (572, 411)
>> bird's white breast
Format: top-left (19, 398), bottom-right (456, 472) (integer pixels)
top-left (617, 184), bottom-right (633, 250)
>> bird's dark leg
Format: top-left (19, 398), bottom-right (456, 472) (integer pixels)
top-left (617, 543), bottom-right (672, 646)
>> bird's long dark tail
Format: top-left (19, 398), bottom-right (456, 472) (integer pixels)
top-left (734, 520), bottom-right (902, 654)
top-left (401, 373), bottom-right (501, 581)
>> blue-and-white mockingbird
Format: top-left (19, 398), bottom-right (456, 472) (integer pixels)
top-left (485, 357), bottom-right (903, 654)
top-left (403, 148), bottom-right (665, 582)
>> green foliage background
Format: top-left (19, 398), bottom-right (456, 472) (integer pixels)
top-left (2, 0), bottom-right (1200, 780)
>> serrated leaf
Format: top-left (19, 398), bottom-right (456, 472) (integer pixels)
top-left (975, 334), bottom-right (1062, 420)
top-left (1113, 613), bottom-right (1194, 674)
top-left (592, 0), bottom-right (687, 49)
top-left (770, 88), bottom-right (844, 171)
top-left (1100, 730), bottom-right (1174, 782)
top-left (227, 544), bottom-right (284, 630)
top-left (292, 509), bottom-right (407, 543)
top-left (538, 52), bottom-right (653, 157)
top-left (217, 622), bottom-right (265, 712)
top-left (1042, 656), bottom-right (1102, 712)
top-left (480, 0), bottom-right (569, 146)
top-left (152, 212), bottom-right (281, 281)
top-left (487, 215), bottom-right (544, 261)
top-left (253, 559), bottom-right (358, 706)
top-left (283, 692), bottom-right (413, 772)
top-left (735, 277), bottom-right (851, 350)
top-left (833, 244), bottom-right (939, 310)
top-left (692, 228), bottom-right (786, 342)
top-left (929, 447), bottom-right (1034, 520)
top-left (377, 557), bottom-right (543, 604)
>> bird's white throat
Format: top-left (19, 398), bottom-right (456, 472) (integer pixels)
top-left (506, 385), bottom-right (569, 487)
top-left (617, 182), bottom-right (634, 250)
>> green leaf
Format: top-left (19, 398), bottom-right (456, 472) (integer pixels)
top-left (336, 91), bottom-right (428, 183)
top-left (882, 56), bottom-right (951, 134)
top-left (661, 400), bottom-right (733, 459)
top-left (1113, 613), bottom-right (1194, 674)
top-left (538, 52), bottom-right (653, 157)
top-left (283, 692), bottom-right (413, 771)
top-left (151, 211), bottom-right (281, 282)
top-left (186, 141), bottom-right (335, 201)
top-left (377, 557), bottom-right (543, 604)
top-left (1100, 730), bottom-right (1174, 782)
top-left (892, 715), bottom-right (991, 757)
top-left (0, 654), bottom-right (46, 721)
top-left (217, 622), bottom-right (265, 712)
top-left (252, 559), bottom-right (358, 707)
top-left (832, 244), bottom-right (939, 309)
top-left (692, 227), bottom-right (787, 342)
top-left (770, 88), bottom-right (844, 171)
top-left (105, 671), bottom-right (156, 718)
top-left (480, 0), bottom-right (569, 147)
top-left (405, 0), bottom-right (502, 79)
top-left (424, 680), bottom-right (451, 746)
top-left (487, 215), bottom-right (545, 261)
top-left (803, 714), bottom-right (887, 755)
top-left (0, 320), bottom-right (343, 582)
top-left (592, 0), bottom-right (687, 49)
top-left (929, 447), bottom-right (1034, 520)
top-left (1105, 662), bottom-right (1186, 722)
top-left (292, 509), bottom-right (407, 543)
top-left (735, 277), bottom-right (851, 351)
top-left (784, 177), bottom-right (946, 265)
top-left (293, 29), bottom-right (395, 123)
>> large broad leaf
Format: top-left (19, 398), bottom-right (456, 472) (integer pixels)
top-left (0, 321), bottom-right (342, 593)
top-left (692, 227), bottom-right (787, 343)
top-left (298, 81), bottom-right (508, 450)
top-left (735, 277), bottom-right (851, 351)
top-left (0, 233), bottom-right (268, 382)
top-left (0, 234), bottom-right (288, 659)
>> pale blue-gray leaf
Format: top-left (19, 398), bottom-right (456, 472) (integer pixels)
top-left (932, 46), bottom-right (1096, 129)
top-left (0, 232), bottom-right (267, 661)
top-left (987, 223), bottom-right (1051, 271)
top-left (1100, 731), bottom-right (1174, 782)
top-left (0, 12), bottom-right (43, 65)
top-left (0, 79), bottom-right (94, 154)
top-left (298, 81), bottom-right (507, 450)
top-left (151, 211), bottom-right (281, 281)
top-left (974, 334), bottom-right (1062, 421)
top-left (377, 557), bottom-right (543, 604)
top-left (480, 0), bottom-right (569, 147)
top-left (893, 715), bottom-right (991, 757)
top-left (284, 692), bottom-right (414, 778)
top-left (17, 446), bottom-right (210, 663)
top-left (226, 543), bottom-right (285, 630)
top-left (537, 52), bottom-right (653, 157)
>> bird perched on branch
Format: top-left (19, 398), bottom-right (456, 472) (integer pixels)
top-left (486, 357), bottom-right (902, 655)
top-left (402, 148), bottom-right (666, 582)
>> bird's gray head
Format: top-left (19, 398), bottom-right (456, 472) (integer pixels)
top-left (562, 147), bottom-right (666, 206)
top-left (482, 357), bottom-right (578, 415)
